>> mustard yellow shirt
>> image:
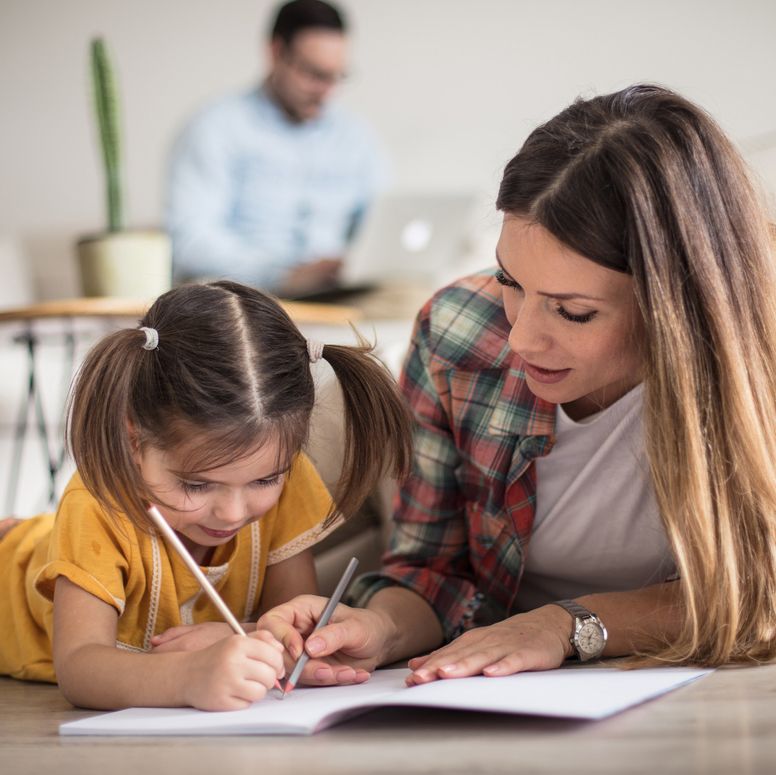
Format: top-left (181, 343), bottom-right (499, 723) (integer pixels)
top-left (0, 452), bottom-right (336, 683)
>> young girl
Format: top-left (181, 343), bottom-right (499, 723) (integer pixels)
top-left (0, 280), bottom-right (411, 710)
top-left (261, 83), bottom-right (776, 685)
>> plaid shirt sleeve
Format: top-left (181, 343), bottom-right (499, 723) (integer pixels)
top-left (348, 298), bottom-right (479, 640)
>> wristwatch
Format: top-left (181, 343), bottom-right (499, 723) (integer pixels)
top-left (551, 600), bottom-right (608, 661)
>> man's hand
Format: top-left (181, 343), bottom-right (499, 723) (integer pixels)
top-left (279, 258), bottom-right (342, 297)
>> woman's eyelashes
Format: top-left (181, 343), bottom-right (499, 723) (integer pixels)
top-left (556, 305), bottom-right (597, 324)
top-left (495, 269), bottom-right (597, 325)
top-left (495, 268), bottom-right (520, 290)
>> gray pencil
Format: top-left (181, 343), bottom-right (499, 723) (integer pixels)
top-left (281, 556), bottom-right (360, 698)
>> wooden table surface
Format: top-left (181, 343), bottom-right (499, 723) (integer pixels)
top-left (1, 663), bottom-right (775, 775)
top-left (0, 296), bottom-right (363, 326)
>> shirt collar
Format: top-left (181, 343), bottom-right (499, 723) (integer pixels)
top-left (487, 352), bottom-right (556, 439)
top-left (255, 81), bottom-right (331, 128)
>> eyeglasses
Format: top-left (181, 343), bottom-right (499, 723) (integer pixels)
top-left (282, 49), bottom-right (348, 87)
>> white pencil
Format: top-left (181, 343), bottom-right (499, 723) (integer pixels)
top-left (147, 505), bottom-right (282, 691)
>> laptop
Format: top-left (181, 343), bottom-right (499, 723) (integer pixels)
top-left (289, 192), bottom-right (478, 301)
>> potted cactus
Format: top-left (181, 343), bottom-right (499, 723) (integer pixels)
top-left (77, 37), bottom-right (171, 299)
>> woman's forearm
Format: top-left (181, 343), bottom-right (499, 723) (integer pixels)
top-left (366, 581), bottom-right (684, 666)
top-left (572, 581), bottom-right (684, 657)
top-left (367, 586), bottom-right (445, 665)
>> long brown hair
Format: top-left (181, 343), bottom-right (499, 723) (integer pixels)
top-left (67, 280), bottom-right (412, 530)
top-left (497, 84), bottom-right (776, 665)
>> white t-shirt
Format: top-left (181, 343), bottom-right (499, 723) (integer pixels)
top-left (514, 384), bottom-right (676, 612)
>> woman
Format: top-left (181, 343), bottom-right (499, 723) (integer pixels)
top-left (261, 84), bottom-right (776, 685)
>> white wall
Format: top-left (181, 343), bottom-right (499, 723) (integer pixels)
top-left (2, 0), bottom-right (776, 299)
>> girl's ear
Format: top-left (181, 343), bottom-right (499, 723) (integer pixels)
top-left (126, 419), bottom-right (142, 464)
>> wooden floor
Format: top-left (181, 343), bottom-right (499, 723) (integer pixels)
top-left (2, 663), bottom-right (775, 775)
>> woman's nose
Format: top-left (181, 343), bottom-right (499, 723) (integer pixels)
top-left (507, 298), bottom-right (551, 355)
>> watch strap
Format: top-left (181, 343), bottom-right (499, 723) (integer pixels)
top-left (552, 599), bottom-right (594, 621)
top-left (550, 599), bottom-right (607, 660)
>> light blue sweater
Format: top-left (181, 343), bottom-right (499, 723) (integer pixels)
top-left (166, 85), bottom-right (386, 291)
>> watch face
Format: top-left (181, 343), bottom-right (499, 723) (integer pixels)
top-left (577, 621), bottom-right (605, 656)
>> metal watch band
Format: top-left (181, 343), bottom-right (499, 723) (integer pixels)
top-left (552, 599), bottom-right (595, 621)
top-left (551, 599), bottom-right (606, 660)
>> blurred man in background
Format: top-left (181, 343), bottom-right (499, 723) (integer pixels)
top-left (167, 0), bottom-right (386, 296)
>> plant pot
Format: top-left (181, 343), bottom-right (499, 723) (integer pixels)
top-left (77, 230), bottom-right (172, 300)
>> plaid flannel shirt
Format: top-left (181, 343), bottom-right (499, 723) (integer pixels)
top-left (349, 271), bottom-right (556, 641)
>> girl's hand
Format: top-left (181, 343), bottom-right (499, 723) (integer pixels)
top-left (151, 622), bottom-right (248, 653)
top-left (406, 605), bottom-right (573, 686)
top-left (182, 630), bottom-right (285, 711)
top-left (258, 594), bottom-right (390, 686)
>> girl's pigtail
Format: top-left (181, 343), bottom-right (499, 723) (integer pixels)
top-left (66, 328), bottom-right (154, 528)
top-left (319, 339), bottom-right (413, 524)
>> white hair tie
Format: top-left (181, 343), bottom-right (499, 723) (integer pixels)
top-left (139, 326), bottom-right (159, 351)
top-left (306, 339), bottom-right (324, 363)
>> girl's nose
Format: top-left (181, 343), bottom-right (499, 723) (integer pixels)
top-left (213, 490), bottom-right (248, 526)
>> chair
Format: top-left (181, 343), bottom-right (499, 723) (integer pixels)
top-left (306, 359), bottom-right (395, 595)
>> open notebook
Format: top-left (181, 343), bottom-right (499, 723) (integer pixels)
top-left (60, 666), bottom-right (710, 736)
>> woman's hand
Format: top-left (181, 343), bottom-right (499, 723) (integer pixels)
top-left (406, 605), bottom-right (573, 685)
top-left (181, 630), bottom-right (285, 711)
top-left (258, 594), bottom-right (393, 686)
top-left (151, 622), bottom-right (248, 653)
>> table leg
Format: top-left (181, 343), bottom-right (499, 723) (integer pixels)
top-left (5, 330), bottom-right (36, 515)
top-left (4, 326), bottom-right (74, 515)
